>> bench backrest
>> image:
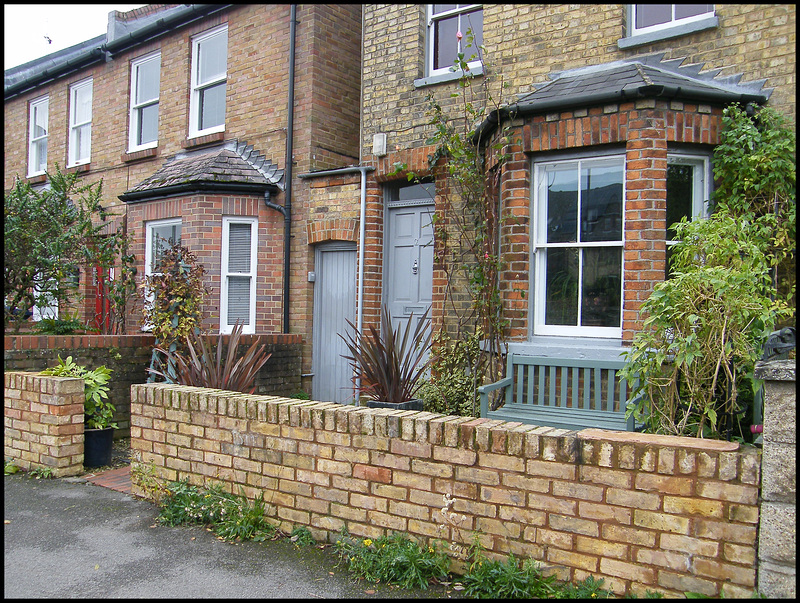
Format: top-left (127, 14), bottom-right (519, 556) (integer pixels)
top-left (486, 353), bottom-right (636, 431)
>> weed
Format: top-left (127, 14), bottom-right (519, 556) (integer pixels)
top-left (334, 528), bottom-right (450, 590)
top-left (130, 461), bottom-right (171, 505)
top-left (290, 526), bottom-right (316, 547)
top-left (4, 460), bottom-right (21, 475)
top-left (157, 480), bottom-right (276, 543)
top-left (28, 467), bottom-right (55, 479)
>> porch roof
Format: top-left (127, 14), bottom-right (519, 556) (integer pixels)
top-left (119, 140), bottom-right (284, 203)
top-left (472, 53), bottom-right (771, 143)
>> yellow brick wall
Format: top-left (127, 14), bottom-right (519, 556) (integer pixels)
top-left (4, 372), bottom-right (86, 477)
top-left (131, 383), bottom-right (762, 598)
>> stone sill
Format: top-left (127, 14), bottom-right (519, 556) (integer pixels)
top-left (122, 147), bottom-right (158, 163)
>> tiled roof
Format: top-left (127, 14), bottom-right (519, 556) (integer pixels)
top-left (120, 140), bottom-right (284, 202)
top-left (515, 52), bottom-right (771, 111)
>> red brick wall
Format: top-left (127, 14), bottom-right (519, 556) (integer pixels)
top-left (496, 99), bottom-right (724, 342)
top-left (130, 383), bottom-right (761, 598)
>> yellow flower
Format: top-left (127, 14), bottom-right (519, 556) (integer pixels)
top-left (363, 538), bottom-right (373, 547)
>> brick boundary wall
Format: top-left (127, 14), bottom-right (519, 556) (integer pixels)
top-left (130, 383), bottom-right (761, 597)
top-left (4, 333), bottom-right (303, 439)
top-left (4, 372), bottom-right (85, 477)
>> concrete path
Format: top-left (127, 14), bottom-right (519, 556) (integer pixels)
top-left (4, 473), bottom-right (459, 599)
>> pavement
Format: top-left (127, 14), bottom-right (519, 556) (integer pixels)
top-left (4, 466), bottom-right (460, 599)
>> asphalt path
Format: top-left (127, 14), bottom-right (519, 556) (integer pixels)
top-left (4, 474), bottom-right (459, 599)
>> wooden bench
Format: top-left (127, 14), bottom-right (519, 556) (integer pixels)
top-left (478, 353), bottom-right (637, 431)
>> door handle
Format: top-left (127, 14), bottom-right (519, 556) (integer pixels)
top-left (412, 259), bottom-right (418, 275)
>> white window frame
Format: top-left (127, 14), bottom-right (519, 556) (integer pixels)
top-left (531, 153), bottom-right (626, 339)
top-left (426, 4), bottom-right (483, 78)
top-left (189, 24), bottom-right (228, 139)
top-left (221, 217), bottom-right (258, 335)
top-left (665, 153), bottom-right (711, 276)
top-left (620, 4), bottom-right (717, 49)
top-left (128, 51), bottom-right (161, 152)
top-left (68, 78), bottom-right (93, 167)
top-left (630, 4), bottom-right (715, 37)
top-left (27, 95), bottom-right (49, 177)
top-left (143, 218), bottom-right (182, 331)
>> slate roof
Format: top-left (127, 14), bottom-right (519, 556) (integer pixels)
top-left (119, 140), bottom-right (284, 203)
top-left (515, 53), bottom-right (771, 111)
top-left (473, 53), bottom-right (772, 142)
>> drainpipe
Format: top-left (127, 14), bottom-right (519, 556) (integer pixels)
top-left (282, 4), bottom-right (298, 334)
top-left (297, 165), bottom-right (374, 395)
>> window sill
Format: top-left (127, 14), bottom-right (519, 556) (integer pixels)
top-left (183, 131), bottom-right (225, 149)
top-left (618, 16), bottom-right (719, 50)
top-left (25, 173), bottom-right (47, 184)
top-left (508, 336), bottom-right (627, 361)
top-left (65, 163), bottom-right (91, 175)
top-left (414, 63), bottom-right (484, 89)
top-left (122, 147), bottom-right (158, 163)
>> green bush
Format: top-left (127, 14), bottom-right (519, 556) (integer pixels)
top-left (334, 530), bottom-right (450, 590)
top-left (418, 329), bottom-right (483, 417)
top-left (41, 355), bottom-right (117, 430)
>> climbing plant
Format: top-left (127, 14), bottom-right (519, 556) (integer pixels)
top-left (622, 103), bottom-right (795, 440)
top-left (395, 29), bottom-right (515, 413)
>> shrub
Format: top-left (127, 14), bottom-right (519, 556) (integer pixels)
top-left (41, 355), bottom-right (117, 429)
top-left (340, 305), bottom-right (432, 403)
top-left (147, 321), bottom-right (271, 394)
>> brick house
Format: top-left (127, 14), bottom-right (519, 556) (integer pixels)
top-left (4, 4), bottom-right (796, 406)
top-left (4, 4), bottom-right (362, 400)
top-left (350, 4), bottom-right (795, 370)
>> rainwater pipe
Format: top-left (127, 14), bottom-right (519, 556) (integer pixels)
top-left (297, 165), bottom-right (374, 397)
top-left (264, 5), bottom-right (297, 333)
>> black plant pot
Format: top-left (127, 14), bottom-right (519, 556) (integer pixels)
top-left (365, 399), bottom-right (425, 411)
top-left (84, 427), bottom-right (114, 468)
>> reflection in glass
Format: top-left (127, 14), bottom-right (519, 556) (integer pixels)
top-left (545, 248), bottom-right (578, 325)
top-left (580, 247), bottom-right (621, 327)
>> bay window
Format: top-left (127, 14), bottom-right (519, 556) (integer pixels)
top-left (532, 155), bottom-right (625, 338)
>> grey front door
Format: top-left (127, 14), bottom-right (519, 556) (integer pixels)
top-left (384, 193), bottom-right (434, 338)
top-left (312, 242), bottom-right (356, 403)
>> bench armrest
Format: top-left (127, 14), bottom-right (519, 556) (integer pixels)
top-left (478, 376), bottom-right (513, 417)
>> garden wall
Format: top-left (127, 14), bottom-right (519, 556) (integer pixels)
top-left (755, 359), bottom-right (796, 598)
top-left (4, 372), bottom-right (85, 477)
top-left (3, 333), bottom-right (303, 439)
top-left (129, 383), bottom-right (762, 598)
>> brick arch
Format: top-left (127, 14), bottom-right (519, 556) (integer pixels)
top-left (306, 218), bottom-right (359, 244)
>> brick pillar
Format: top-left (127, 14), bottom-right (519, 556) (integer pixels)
top-left (623, 100), bottom-right (667, 342)
top-left (754, 359), bottom-right (796, 598)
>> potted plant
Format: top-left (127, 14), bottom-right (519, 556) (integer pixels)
top-left (41, 355), bottom-right (117, 468)
top-left (340, 305), bottom-right (432, 410)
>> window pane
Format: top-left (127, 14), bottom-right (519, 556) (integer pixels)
top-left (432, 4), bottom-right (457, 16)
top-left (546, 166), bottom-right (578, 243)
top-left (33, 102), bottom-right (48, 137)
top-left (545, 247), bottom-right (579, 326)
top-left (151, 224), bottom-right (180, 271)
top-left (138, 103), bottom-right (159, 145)
top-left (227, 223), bottom-right (252, 273)
top-left (136, 59), bottom-right (160, 104)
top-left (34, 139), bottom-right (47, 172)
top-left (198, 32), bottom-right (227, 84)
top-left (200, 82), bottom-right (226, 131)
top-left (227, 276), bottom-right (251, 324)
top-left (675, 4), bottom-right (712, 19)
top-left (580, 163), bottom-right (623, 242)
top-left (75, 124), bottom-right (91, 162)
top-left (461, 9), bottom-right (483, 55)
top-left (581, 247), bottom-right (621, 327)
top-left (433, 14), bottom-right (459, 70)
top-left (73, 84), bottom-right (92, 124)
top-left (666, 164), bottom-right (694, 241)
top-left (636, 4), bottom-right (672, 28)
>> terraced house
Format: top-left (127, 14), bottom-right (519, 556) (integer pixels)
top-left (4, 4), bottom-right (796, 407)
